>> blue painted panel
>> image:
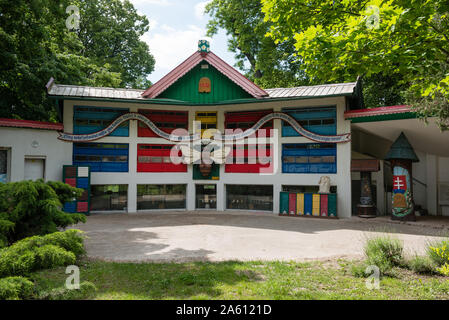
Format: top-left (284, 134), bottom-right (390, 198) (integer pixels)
top-left (309, 164), bottom-right (336, 174)
top-left (63, 202), bottom-right (77, 213)
top-left (76, 178), bottom-right (89, 189)
top-left (74, 125), bottom-right (129, 137)
top-left (282, 164), bottom-right (309, 173)
top-left (282, 125), bottom-right (336, 136)
top-left (282, 107), bottom-right (337, 137)
top-left (73, 106), bottom-right (129, 137)
top-left (73, 143), bottom-right (129, 172)
top-left (282, 143), bottom-right (337, 174)
top-left (304, 193), bottom-right (313, 215)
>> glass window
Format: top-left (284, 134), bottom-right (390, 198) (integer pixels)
top-left (0, 150), bottom-right (7, 183)
top-left (90, 185), bottom-right (128, 211)
top-left (226, 185), bottom-right (273, 211)
top-left (196, 184), bottom-right (217, 209)
top-left (137, 184), bottom-right (186, 210)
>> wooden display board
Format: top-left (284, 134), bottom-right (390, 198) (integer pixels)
top-left (62, 165), bottom-right (91, 215)
top-left (280, 191), bottom-right (337, 218)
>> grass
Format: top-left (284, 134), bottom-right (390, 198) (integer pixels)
top-left (30, 259), bottom-right (449, 300)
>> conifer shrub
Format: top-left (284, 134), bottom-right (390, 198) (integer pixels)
top-left (0, 230), bottom-right (84, 277)
top-left (0, 180), bottom-right (86, 244)
top-left (0, 276), bottom-right (35, 300)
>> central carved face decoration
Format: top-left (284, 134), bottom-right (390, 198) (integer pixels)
top-left (199, 162), bottom-right (212, 177)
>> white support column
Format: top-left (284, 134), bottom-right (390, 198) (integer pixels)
top-left (273, 184), bottom-right (281, 214)
top-left (127, 118), bottom-right (138, 213)
top-left (336, 98), bottom-right (352, 218)
top-left (127, 183), bottom-right (137, 213)
top-left (426, 154), bottom-right (438, 215)
top-left (186, 181), bottom-right (195, 211)
top-left (376, 160), bottom-right (385, 215)
top-left (216, 182), bottom-right (225, 211)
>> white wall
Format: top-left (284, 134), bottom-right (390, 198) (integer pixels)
top-left (63, 96), bottom-right (353, 217)
top-left (0, 127), bottom-right (72, 182)
top-left (410, 153), bottom-right (449, 216)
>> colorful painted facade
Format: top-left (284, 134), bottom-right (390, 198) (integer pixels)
top-left (1, 41), bottom-right (448, 218)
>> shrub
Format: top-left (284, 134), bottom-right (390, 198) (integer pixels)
top-left (0, 230), bottom-right (84, 277)
top-left (0, 276), bottom-right (35, 300)
top-left (44, 230), bottom-right (86, 257)
top-left (0, 180), bottom-right (86, 244)
top-left (38, 281), bottom-right (97, 300)
top-left (427, 239), bottom-right (449, 266)
top-left (350, 262), bottom-right (370, 278)
top-left (408, 255), bottom-right (435, 274)
top-left (364, 235), bottom-right (404, 274)
top-left (427, 239), bottom-right (449, 276)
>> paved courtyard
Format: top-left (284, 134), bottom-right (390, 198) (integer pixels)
top-left (71, 211), bottom-right (449, 262)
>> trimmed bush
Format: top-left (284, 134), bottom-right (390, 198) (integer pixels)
top-left (364, 235), bottom-right (404, 274)
top-left (0, 230), bottom-right (84, 277)
top-left (0, 180), bottom-right (86, 244)
top-left (38, 281), bottom-right (97, 300)
top-left (0, 276), bottom-right (35, 300)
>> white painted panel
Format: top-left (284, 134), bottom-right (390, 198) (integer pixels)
top-left (78, 166), bottom-right (89, 177)
top-left (24, 158), bottom-right (45, 180)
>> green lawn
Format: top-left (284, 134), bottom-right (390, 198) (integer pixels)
top-left (30, 259), bottom-right (449, 300)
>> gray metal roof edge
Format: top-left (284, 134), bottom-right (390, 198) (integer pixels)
top-left (47, 93), bottom-right (352, 106)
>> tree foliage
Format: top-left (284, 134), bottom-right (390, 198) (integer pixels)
top-left (205, 0), bottom-right (308, 88)
top-left (262, 0), bottom-right (449, 128)
top-left (0, 180), bottom-right (86, 245)
top-left (0, 0), bottom-right (154, 121)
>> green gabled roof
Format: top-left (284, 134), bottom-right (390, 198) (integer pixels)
top-left (385, 132), bottom-right (419, 162)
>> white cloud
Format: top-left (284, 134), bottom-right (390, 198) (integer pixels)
top-left (194, 0), bottom-right (212, 20)
top-left (143, 24), bottom-right (212, 79)
top-left (148, 18), bottom-right (158, 31)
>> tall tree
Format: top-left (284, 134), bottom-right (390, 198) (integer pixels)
top-left (0, 0), bottom-right (154, 121)
top-left (76, 0), bottom-right (155, 89)
top-left (262, 0), bottom-right (449, 128)
top-left (205, 0), bottom-right (308, 88)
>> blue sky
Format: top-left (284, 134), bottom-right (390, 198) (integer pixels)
top-left (129, 0), bottom-right (238, 83)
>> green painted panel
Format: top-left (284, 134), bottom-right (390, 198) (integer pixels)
top-left (280, 192), bottom-right (289, 214)
top-left (193, 163), bottom-right (220, 180)
top-left (158, 62), bottom-right (253, 103)
top-left (328, 193), bottom-right (337, 217)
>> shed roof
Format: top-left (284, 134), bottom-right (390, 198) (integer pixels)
top-left (0, 118), bottom-right (63, 131)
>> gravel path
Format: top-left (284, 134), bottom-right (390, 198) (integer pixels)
top-left (71, 211), bottom-right (449, 263)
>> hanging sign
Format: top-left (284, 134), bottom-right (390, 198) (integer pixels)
top-left (198, 77), bottom-right (211, 93)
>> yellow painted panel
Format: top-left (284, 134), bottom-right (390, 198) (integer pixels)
top-left (296, 193), bottom-right (304, 215)
top-left (312, 194), bottom-right (320, 216)
top-left (195, 112), bottom-right (217, 137)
